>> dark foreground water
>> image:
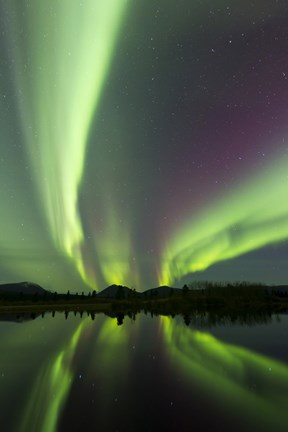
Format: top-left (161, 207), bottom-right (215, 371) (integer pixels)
top-left (0, 312), bottom-right (288, 432)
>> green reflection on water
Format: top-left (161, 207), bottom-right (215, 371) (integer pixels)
top-left (19, 314), bottom-right (135, 432)
top-left (20, 319), bottom-right (88, 432)
top-left (9, 314), bottom-right (288, 431)
top-left (161, 316), bottom-right (288, 430)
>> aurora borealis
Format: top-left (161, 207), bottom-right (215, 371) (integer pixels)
top-left (0, 0), bottom-right (287, 291)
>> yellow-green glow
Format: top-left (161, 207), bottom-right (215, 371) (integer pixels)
top-left (95, 202), bottom-right (140, 287)
top-left (161, 316), bottom-right (288, 429)
top-left (20, 320), bottom-right (87, 432)
top-left (88, 315), bottom-right (137, 413)
top-left (96, 316), bottom-right (130, 367)
top-left (160, 154), bottom-right (288, 285)
top-left (9, 1), bottom-right (128, 284)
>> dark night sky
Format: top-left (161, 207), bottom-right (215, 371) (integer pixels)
top-left (0, 0), bottom-right (287, 291)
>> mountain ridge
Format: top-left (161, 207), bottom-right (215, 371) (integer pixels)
top-left (1, 282), bottom-right (288, 298)
top-left (0, 281), bottom-right (48, 295)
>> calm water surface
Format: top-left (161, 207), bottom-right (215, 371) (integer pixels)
top-left (0, 312), bottom-right (288, 432)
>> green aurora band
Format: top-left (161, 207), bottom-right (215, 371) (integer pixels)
top-left (159, 153), bottom-right (288, 286)
top-left (1, 2), bottom-right (287, 290)
top-left (7, 0), bottom-right (128, 287)
top-left (161, 316), bottom-right (288, 430)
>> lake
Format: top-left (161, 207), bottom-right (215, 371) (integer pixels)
top-left (0, 311), bottom-right (288, 432)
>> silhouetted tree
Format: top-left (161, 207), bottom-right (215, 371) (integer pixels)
top-left (182, 284), bottom-right (189, 297)
top-left (183, 313), bottom-right (191, 326)
top-left (117, 313), bottom-right (124, 326)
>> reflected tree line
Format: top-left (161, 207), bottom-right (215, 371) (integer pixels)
top-left (0, 280), bottom-right (287, 326)
top-left (0, 307), bottom-right (280, 327)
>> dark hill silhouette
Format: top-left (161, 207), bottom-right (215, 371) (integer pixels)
top-left (96, 284), bottom-right (181, 299)
top-left (0, 313), bottom-right (41, 323)
top-left (97, 284), bottom-right (139, 299)
top-left (0, 282), bottom-right (48, 295)
top-left (140, 285), bottom-right (181, 298)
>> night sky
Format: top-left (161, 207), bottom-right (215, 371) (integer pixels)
top-left (0, 0), bottom-right (287, 292)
